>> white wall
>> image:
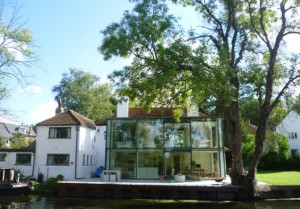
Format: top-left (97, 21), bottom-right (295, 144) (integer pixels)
top-left (76, 126), bottom-right (96, 179)
top-left (0, 152), bottom-right (34, 176)
top-left (35, 125), bottom-right (77, 181)
top-left (34, 125), bottom-right (96, 181)
top-left (276, 111), bottom-right (300, 151)
top-left (95, 125), bottom-right (106, 168)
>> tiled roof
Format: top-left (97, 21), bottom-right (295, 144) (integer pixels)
top-left (96, 108), bottom-right (206, 125)
top-left (36, 109), bottom-right (96, 130)
top-left (0, 123), bottom-right (36, 139)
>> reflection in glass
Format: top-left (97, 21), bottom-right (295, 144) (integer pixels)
top-left (191, 121), bottom-right (217, 148)
top-left (137, 120), bottom-right (163, 149)
top-left (111, 120), bottom-right (136, 148)
top-left (164, 123), bottom-right (190, 148)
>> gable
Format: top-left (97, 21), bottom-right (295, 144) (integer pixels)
top-left (36, 109), bottom-right (96, 130)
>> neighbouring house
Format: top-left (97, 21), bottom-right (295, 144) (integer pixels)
top-left (276, 110), bottom-right (300, 154)
top-left (0, 123), bottom-right (36, 147)
top-left (96, 99), bottom-right (226, 180)
top-left (34, 106), bottom-right (97, 181)
top-left (0, 123), bottom-right (36, 177)
top-left (0, 142), bottom-right (35, 177)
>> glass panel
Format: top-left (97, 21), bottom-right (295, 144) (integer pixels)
top-left (49, 127), bottom-right (71, 139)
top-left (137, 119), bottom-right (163, 149)
top-left (112, 120), bottom-right (137, 148)
top-left (137, 150), bottom-right (163, 178)
top-left (164, 151), bottom-right (191, 178)
top-left (106, 120), bottom-right (112, 148)
top-left (0, 153), bottom-right (6, 161)
top-left (110, 150), bottom-right (137, 178)
top-left (191, 150), bottom-right (222, 180)
top-left (164, 123), bottom-right (190, 148)
top-left (191, 121), bottom-right (217, 148)
top-left (16, 154), bottom-right (31, 165)
top-left (47, 154), bottom-right (69, 165)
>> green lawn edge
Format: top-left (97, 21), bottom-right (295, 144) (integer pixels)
top-left (257, 171), bottom-right (300, 186)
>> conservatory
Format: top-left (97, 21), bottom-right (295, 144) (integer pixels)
top-left (105, 118), bottom-right (225, 180)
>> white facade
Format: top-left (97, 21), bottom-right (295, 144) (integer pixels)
top-left (0, 151), bottom-right (34, 176)
top-left (95, 125), bottom-right (106, 168)
top-left (276, 111), bottom-right (300, 152)
top-left (34, 125), bottom-right (96, 181)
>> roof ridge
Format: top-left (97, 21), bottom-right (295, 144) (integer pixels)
top-left (68, 109), bottom-right (96, 129)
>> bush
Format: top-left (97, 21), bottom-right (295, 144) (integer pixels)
top-left (46, 174), bottom-right (64, 195)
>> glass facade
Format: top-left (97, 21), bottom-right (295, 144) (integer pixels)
top-left (105, 118), bottom-right (225, 180)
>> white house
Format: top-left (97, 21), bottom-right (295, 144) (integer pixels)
top-left (276, 110), bottom-right (300, 153)
top-left (34, 108), bottom-right (97, 181)
top-left (0, 147), bottom-right (35, 177)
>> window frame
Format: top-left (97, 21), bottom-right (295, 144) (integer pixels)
top-left (49, 127), bottom-right (71, 139)
top-left (288, 132), bottom-right (298, 140)
top-left (15, 153), bottom-right (32, 165)
top-left (0, 153), bottom-right (7, 161)
top-left (47, 154), bottom-right (70, 166)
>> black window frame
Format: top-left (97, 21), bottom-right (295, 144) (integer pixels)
top-left (0, 153), bottom-right (7, 161)
top-left (47, 154), bottom-right (70, 166)
top-left (16, 153), bottom-right (31, 165)
top-left (49, 127), bottom-right (71, 139)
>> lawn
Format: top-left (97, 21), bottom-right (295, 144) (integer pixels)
top-left (257, 171), bottom-right (300, 185)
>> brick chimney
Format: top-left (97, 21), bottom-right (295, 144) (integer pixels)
top-left (55, 98), bottom-right (64, 114)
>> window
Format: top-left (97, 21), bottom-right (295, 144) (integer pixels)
top-left (47, 154), bottom-right (69, 165)
top-left (16, 154), bottom-right (31, 165)
top-left (49, 127), bottom-right (71, 139)
top-left (87, 155), bottom-right (89, 166)
top-left (0, 153), bottom-right (7, 161)
top-left (289, 132), bottom-right (298, 139)
top-left (90, 155), bottom-right (93, 166)
top-left (83, 154), bottom-right (86, 166)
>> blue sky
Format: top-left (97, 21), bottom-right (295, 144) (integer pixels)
top-left (3, 1), bottom-right (299, 126)
top-left (3, 0), bottom-right (198, 125)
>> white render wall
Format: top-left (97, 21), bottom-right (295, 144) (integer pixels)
top-left (0, 152), bottom-right (34, 176)
top-left (34, 125), bottom-right (96, 181)
top-left (276, 111), bottom-right (300, 151)
top-left (76, 126), bottom-right (96, 179)
top-left (95, 125), bottom-right (106, 168)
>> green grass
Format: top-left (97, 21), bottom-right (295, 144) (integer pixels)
top-left (257, 171), bottom-right (300, 185)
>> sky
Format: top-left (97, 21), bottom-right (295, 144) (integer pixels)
top-left (1, 1), bottom-right (300, 126)
top-left (2, 0), bottom-right (198, 125)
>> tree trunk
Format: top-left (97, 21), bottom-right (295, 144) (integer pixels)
top-left (240, 104), bottom-right (270, 201)
top-left (224, 101), bottom-right (245, 185)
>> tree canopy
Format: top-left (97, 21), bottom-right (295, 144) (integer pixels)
top-left (52, 68), bottom-right (115, 121)
top-left (0, 0), bottom-right (37, 117)
top-left (99, 0), bottom-right (300, 200)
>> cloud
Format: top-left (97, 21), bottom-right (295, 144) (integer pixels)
top-left (24, 84), bottom-right (43, 95)
top-left (27, 100), bottom-right (57, 124)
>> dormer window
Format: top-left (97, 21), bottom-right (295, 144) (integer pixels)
top-left (49, 127), bottom-right (71, 139)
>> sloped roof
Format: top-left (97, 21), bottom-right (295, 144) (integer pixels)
top-left (36, 109), bottom-right (96, 130)
top-left (96, 108), bottom-right (206, 125)
top-left (0, 123), bottom-right (36, 139)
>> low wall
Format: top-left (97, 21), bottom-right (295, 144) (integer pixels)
top-left (57, 182), bottom-right (240, 200)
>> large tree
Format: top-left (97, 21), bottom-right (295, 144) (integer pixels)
top-left (99, 0), bottom-right (300, 200)
top-left (52, 68), bottom-right (115, 121)
top-left (0, 0), bottom-right (37, 117)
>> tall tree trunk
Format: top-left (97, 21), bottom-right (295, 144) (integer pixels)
top-left (224, 101), bottom-right (245, 184)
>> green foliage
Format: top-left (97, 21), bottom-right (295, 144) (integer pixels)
top-left (52, 68), bottom-right (115, 121)
top-left (10, 132), bottom-right (27, 149)
top-left (0, 1), bottom-right (37, 116)
top-left (258, 133), bottom-right (290, 170)
top-left (0, 136), bottom-right (7, 148)
top-left (46, 174), bottom-right (64, 194)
